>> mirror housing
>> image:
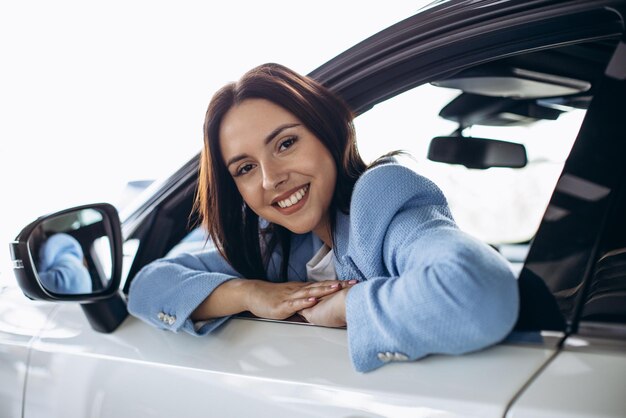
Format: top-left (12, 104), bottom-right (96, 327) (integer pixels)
top-left (9, 203), bottom-right (127, 333)
top-left (428, 136), bottom-right (528, 169)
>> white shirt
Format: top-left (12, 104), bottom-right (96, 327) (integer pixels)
top-left (306, 244), bottom-right (337, 281)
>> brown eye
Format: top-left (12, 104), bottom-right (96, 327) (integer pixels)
top-left (236, 163), bottom-right (255, 177)
top-left (278, 136), bottom-right (298, 152)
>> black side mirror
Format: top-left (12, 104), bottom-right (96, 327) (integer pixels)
top-left (9, 203), bottom-right (127, 332)
top-left (428, 136), bottom-right (528, 169)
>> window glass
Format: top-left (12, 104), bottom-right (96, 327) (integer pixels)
top-left (582, 248), bottom-right (626, 324)
top-left (580, 184), bottom-right (626, 325)
top-left (507, 38), bottom-right (623, 331)
top-left (165, 228), bottom-right (214, 258)
top-left (121, 238), bottom-right (140, 289)
top-left (354, 83), bottom-right (584, 246)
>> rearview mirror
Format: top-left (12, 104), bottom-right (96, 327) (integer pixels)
top-left (428, 136), bottom-right (527, 169)
top-left (9, 203), bottom-right (127, 333)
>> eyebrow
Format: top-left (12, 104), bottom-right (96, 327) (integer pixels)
top-left (225, 123), bottom-right (301, 168)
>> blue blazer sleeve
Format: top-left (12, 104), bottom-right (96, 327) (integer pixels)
top-left (127, 249), bottom-right (241, 335)
top-left (343, 165), bottom-right (519, 372)
top-left (38, 233), bottom-right (92, 294)
top-left (127, 230), bottom-right (318, 336)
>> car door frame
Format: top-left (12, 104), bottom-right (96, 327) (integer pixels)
top-left (121, 0), bottom-right (626, 296)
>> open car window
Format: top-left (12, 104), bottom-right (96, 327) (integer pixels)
top-left (123, 35), bottom-right (622, 338)
top-left (164, 228), bottom-right (213, 258)
top-left (166, 80), bottom-right (586, 275)
top-left (354, 83), bottom-right (584, 247)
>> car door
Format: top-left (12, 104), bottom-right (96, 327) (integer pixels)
top-left (0, 289), bottom-right (57, 418)
top-left (22, 303), bottom-right (557, 418)
top-left (506, 335), bottom-right (626, 418)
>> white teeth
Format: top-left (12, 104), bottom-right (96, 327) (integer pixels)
top-left (277, 185), bottom-right (308, 208)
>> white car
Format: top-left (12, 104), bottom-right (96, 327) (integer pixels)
top-left (4, 1), bottom-right (626, 417)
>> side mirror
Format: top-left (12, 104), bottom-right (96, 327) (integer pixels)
top-left (9, 203), bottom-right (127, 332)
top-left (428, 136), bottom-right (528, 169)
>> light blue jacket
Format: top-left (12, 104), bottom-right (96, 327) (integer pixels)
top-left (38, 233), bottom-right (92, 294)
top-left (128, 164), bottom-right (519, 372)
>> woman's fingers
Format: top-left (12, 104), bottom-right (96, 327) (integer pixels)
top-left (246, 280), bottom-right (359, 320)
top-left (298, 280), bottom-right (358, 297)
top-left (299, 283), bottom-right (341, 298)
top-left (280, 295), bottom-right (319, 317)
top-left (297, 288), bottom-right (349, 327)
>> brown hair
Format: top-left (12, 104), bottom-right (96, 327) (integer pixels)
top-left (195, 63), bottom-right (367, 279)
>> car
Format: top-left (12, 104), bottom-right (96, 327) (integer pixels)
top-left (3, 0), bottom-right (626, 416)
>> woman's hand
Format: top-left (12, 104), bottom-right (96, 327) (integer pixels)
top-left (244, 280), bottom-right (350, 320)
top-left (298, 286), bottom-right (351, 327)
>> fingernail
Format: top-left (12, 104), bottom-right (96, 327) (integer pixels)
top-left (308, 297), bottom-right (317, 302)
top-left (330, 284), bottom-right (339, 289)
top-left (348, 280), bottom-right (358, 285)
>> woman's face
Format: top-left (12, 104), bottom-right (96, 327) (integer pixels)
top-left (219, 99), bottom-right (337, 244)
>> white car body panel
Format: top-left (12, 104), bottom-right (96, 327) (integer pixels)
top-left (506, 340), bottom-right (626, 418)
top-left (18, 300), bottom-right (559, 418)
top-left (0, 289), bottom-right (57, 418)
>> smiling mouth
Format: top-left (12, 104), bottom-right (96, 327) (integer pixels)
top-left (273, 184), bottom-right (310, 209)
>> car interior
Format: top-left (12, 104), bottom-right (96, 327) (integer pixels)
top-left (120, 36), bottom-right (625, 334)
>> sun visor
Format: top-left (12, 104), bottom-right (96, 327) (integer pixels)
top-left (432, 67), bottom-right (591, 99)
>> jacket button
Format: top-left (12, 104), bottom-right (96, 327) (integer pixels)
top-left (157, 312), bottom-right (165, 321)
top-left (393, 352), bottom-right (409, 361)
top-left (167, 315), bottom-right (176, 325)
top-left (377, 352), bottom-right (391, 362)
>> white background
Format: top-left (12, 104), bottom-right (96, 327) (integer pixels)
top-left (0, 1), bottom-right (429, 286)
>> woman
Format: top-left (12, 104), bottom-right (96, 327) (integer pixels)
top-left (128, 63), bottom-right (519, 372)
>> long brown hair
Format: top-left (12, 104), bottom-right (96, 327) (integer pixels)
top-left (195, 63), bottom-right (367, 279)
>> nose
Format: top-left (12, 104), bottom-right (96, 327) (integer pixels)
top-left (261, 161), bottom-right (288, 190)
